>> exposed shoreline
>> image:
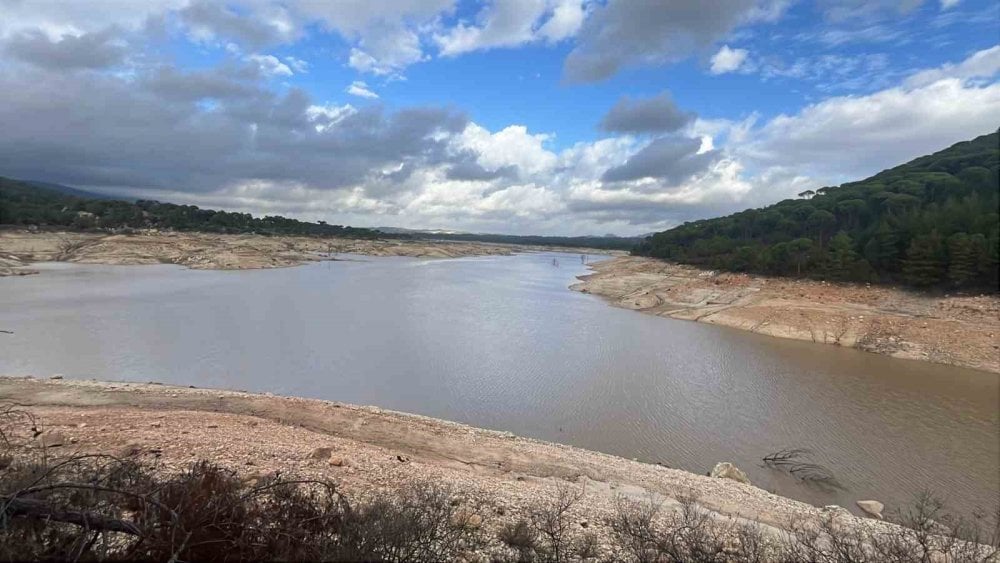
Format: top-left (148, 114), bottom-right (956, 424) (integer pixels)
top-left (1, 376), bottom-right (899, 544)
top-left (0, 230), bottom-right (621, 276)
top-left (571, 257), bottom-right (1000, 374)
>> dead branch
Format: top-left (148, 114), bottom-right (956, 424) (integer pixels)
top-left (3, 496), bottom-right (141, 535)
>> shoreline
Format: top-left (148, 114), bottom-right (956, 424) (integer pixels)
top-left (0, 376), bottom-right (894, 540)
top-left (0, 230), bottom-right (622, 277)
top-left (571, 257), bottom-right (1000, 374)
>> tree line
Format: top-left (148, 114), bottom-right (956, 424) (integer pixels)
top-left (0, 177), bottom-right (384, 239)
top-left (634, 131), bottom-right (1000, 291)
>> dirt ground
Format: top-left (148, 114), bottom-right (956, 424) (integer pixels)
top-left (2, 376), bottom-right (895, 556)
top-left (572, 257), bottom-right (1000, 373)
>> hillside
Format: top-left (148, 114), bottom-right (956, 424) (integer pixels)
top-left (0, 177), bottom-right (382, 239)
top-left (634, 131), bottom-right (1000, 290)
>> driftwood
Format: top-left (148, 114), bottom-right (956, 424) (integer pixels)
top-left (763, 448), bottom-right (841, 488)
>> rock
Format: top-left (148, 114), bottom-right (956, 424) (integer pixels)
top-left (310, 447), bottom-right (333, 460)
top-left (328, 457), bottom-right (344, 467)
top-left (49, 375), bottom-right (63, 380)
top-left (856, 500), bottom-right (884, 519)
top-left (118, 443), bottom-right (143, 457)
top-left (822, 505), bottom-right (852, 518)
top-left (38, 431), bottom-right (66, 447)
top-left (710, 462), bottom-right (751, 485)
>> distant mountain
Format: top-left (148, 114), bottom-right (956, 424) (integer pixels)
top-left (376, 226), bottom-right (469, 235)
top-left (376, 227), bottom-right (640, 250)
top-left (21, 180), bottom-right (124, 201)
top-left (634, 131), bottom-right (999, 290)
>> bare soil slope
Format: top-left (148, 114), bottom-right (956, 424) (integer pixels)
top-left (2, 376), bottom-right (872, 546)
top-left (573, 257), bottom-right (1000, 373)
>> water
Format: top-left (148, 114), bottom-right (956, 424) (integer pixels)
top-left (1, 253), bottom-right (997, 517)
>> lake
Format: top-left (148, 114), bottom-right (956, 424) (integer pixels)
top-left (1, 253), bottom-right (997, 517)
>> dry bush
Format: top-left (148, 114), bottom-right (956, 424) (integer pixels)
top-left (334, 482), bottom-right (483, 561)
top-left (498, 484), bottom-right (598, 562)
top-left (0, 409), bottom-right (484, 562)
top-left (605, 494), bottom-right (784, 563)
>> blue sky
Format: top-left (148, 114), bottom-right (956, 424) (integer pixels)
top-left (0, 0), bottom-right (997, 235)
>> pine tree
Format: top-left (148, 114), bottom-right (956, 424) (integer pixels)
top-left (863, 221), bottom-right (900, 273)
top-left (826, 231), bottom-right (859, 281)
top-left (946, 232), bottom-right (979, 287)
top-left (902, 231), bottom-right (946, 287)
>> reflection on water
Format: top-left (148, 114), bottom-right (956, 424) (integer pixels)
top-left (1, 254), bottom-right (997, 516)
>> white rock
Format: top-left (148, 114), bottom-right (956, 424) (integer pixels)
top-left (856, 500), bottom-right (884, 519)
top-left (710, 462), bottom-right (751, 485)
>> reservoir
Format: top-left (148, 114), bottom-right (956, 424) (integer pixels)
top-left (1, 253), bottom-right (997, 518)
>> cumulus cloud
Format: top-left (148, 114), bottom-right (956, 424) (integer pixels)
top-left (599, 92), bottom-right (694, 134)
top-left (710, 45), bottom-right (749, 74)
top-left (346, 80), bottom-right (379, 99)
top-left (563, 0), bottom-right (770, 82)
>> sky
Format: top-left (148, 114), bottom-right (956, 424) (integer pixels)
top-left (0, 0), bottom-right (997, 236)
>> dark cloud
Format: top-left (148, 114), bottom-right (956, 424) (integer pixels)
top-left (563, 0), bottom-right (759, 82)
top-left (180, 1), bottom-right (294, 48)
top-left (143, 65), bottom-right (264, 102)
top-left (0, 61), bottom-right (468, 194)
top-left (3, 29), bottom-right (127, 70)
top-left (602, 136), bottom-right (715, 184)
top-left (599, 92), bottom-right (694, 134)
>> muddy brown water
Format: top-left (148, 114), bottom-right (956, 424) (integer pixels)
top-left (1, 254), bottom-right (997, 518)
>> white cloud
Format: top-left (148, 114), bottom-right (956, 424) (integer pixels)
top-left (453, 123), bottom-right (558, 177)
top-left (710, 45), bottom-right (749, 74)
top-left (305, 103), bottom-right (357, 132)
top-left (940, 0), bottom-right (960, 8)
top-left (538, 0), bottom-right (589, 41)
top-left (247, 53), bottom-right (293, 77)
top-left (435, 0), bottom-right (589, 56)
top-left (346, 22), bottom-right (426, 76)
top-left (346, 80), bottom-right (379, 99)
top-left (740, 50), bottom-right (1000, 181)
top-left (284, 56), bottom-right (309, 73)
top-left (904, 44), bottom-right (1000, 87)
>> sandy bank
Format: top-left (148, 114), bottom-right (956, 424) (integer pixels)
top-left (2, 376), bottom-right (890, 545)
top-left (572, 257), bottom-right (1000, 373)
top-left (0, 231), bottom-right (526, 275)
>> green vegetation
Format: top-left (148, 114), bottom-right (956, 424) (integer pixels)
top-left (634, 131), bottom-right (1000, 290)
top-left (0, 177), bottom-right (383, 238)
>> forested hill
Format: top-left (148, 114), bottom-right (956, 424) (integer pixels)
top-left (634, 131), bottom-right (1000, 290)
top-left (0, 177), bottom-right (383, 238)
